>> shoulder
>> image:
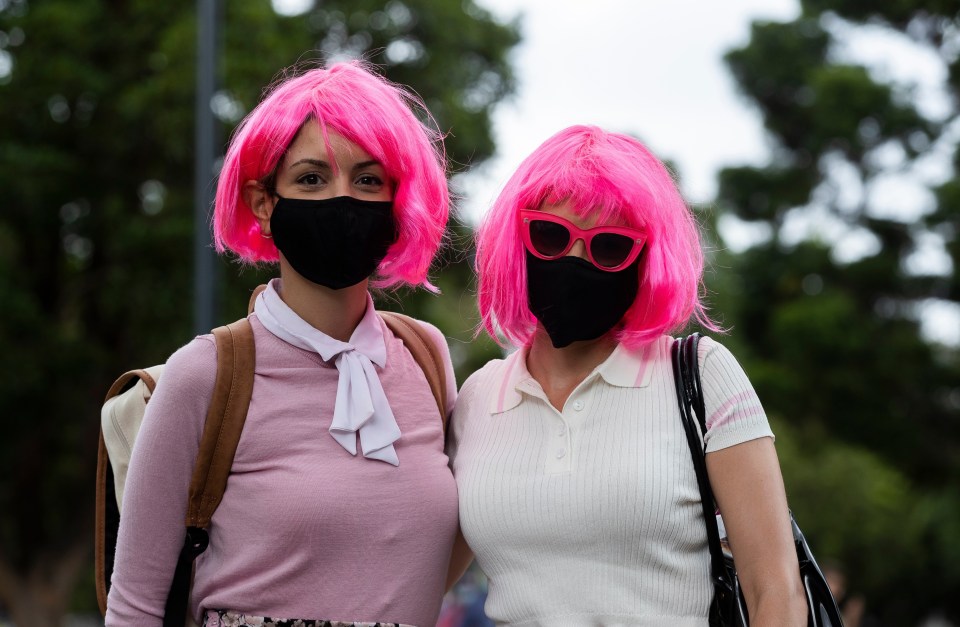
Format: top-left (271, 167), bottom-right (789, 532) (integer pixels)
top-left (380, 312), bottom-right (449, 358)
top-left (696, 334), bottom-right (727, 357)
top-left (407, 317), bottom-right (450, 361)
top-left (456, 352), bottom-right (513, 413)
top-left (696, 335), bottom-right (750, 380)
top-left (166, 333), bottom-right (217, 374)
top-left (133, 333), bottom-right (220, 452)
top-left (463, 352), bottom-right (510, 391)
top-left (448, 355), bottom-right (509, 452)
top-left (692, 335), bottom-right (760, 403)
top-left (379, 311), bottom-right (459, 415)
top-left (690, 335), bottom-right (774, 449)
top-left (660, 333), bottom-right (741, 369)
top-left (153, 333), bottom-right (218, 403)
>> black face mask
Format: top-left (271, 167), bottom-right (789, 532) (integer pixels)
top-left (526, 251), bottom-right (640, 349)
top-left (270, 195), bottom-right (397, 290)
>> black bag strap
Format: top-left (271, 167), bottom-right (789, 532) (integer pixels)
top-left (671, 334), bottom-right (733, 595)
top-left (673, 334), bottom-right (846, 627)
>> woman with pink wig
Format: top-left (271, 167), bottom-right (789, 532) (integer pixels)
top-left (106, 61), bottom-right (462, 626)
top-left (448, 125), bottom-right (808, 625)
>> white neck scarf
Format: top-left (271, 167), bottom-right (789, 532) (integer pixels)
top-left (253, 279), bottom-right (401, 466)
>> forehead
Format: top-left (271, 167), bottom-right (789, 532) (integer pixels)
top-left (281, 120), bottom-right (378, 167)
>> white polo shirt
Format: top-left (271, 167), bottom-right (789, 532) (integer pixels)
top-left (448, 335), bottom-right (774, 627)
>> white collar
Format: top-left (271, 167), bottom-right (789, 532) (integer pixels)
top-left (488, 338), bottom-right (664, 415)
top-left (254, 279), bottom-right (401, 465)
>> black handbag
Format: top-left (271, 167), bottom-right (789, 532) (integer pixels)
top-left (671, 333), bottom-right (845, 627)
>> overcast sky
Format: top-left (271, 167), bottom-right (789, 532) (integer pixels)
top-left (459, 0), bottom-right (798, 221)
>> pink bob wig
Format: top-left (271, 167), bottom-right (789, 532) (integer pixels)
top-left (214, 61), bottom-right (449, 289)
top-left (476, 125), bottom-right (716, 349)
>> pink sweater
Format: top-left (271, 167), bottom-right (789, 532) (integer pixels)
top-left (105, 314), bottom-right (459, 626)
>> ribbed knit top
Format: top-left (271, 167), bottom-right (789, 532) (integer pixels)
top-left (105, 313), bottom-right (459, 627)
top-left (448, 335), bottom-right (773, 627)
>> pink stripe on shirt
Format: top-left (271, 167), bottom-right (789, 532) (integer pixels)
top-left (708, 391), bottom-right (764, 430)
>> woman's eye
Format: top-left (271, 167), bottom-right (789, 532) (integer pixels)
top-left (356, 174), bottom-right (383, 187)
top-left (298, 173), bottom-right (323, 186)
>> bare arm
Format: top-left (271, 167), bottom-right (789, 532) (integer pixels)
top-left (707, 437), bottom-right (807, 626)
top-left (445, 527), bottom-right (475, 591)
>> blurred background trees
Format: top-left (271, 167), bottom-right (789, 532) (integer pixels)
top-left (0, 1), bottom-right (514, 625)
top-left (710, 0), bottom-right (960, 623)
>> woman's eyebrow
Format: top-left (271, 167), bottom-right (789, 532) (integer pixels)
top-left (352, 159), bottom-right (383, 171)
top-left (287, 158), bottom-right (332, 169)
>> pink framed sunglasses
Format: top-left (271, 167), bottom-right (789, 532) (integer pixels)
top-left (520, 209), bottom-right (647, 272)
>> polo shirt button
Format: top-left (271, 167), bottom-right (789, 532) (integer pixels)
top-left (573, 400), bottom-right (584, 411)
top-left (556, 448), bottom-right (566, 459)
top-left (557, 425), bottom-right (566, 436)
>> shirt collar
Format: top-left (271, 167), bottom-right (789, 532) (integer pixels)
top-left (487, 338), bottom-right (660, 415)
top-left (488, 348), bottom-right (531, 414)
top-left (595, 338), bottom-right (661, 388)
top-left (257, 278), bottom-right (386, 367)
top-left (254, 279), bottom-right (400, 465)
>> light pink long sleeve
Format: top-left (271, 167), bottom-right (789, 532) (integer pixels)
top-left (106, 314), bottom-right (458, 626)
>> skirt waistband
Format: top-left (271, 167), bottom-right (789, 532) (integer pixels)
top-left (202, 610), bottom-right (414, 627)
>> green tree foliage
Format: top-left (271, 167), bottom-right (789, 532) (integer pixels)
top-left (0, 0), bottom-right (516, 623)
top-left (713, 1), bottom-right (960, 622)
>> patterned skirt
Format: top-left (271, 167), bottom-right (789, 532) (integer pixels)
top-left (202, 610), bottom-right (414, 627)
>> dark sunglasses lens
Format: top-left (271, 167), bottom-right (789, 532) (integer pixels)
top-left (591, 233), bottom-right (635, 268)
top-left (529, 220), bottom-right (570, 257)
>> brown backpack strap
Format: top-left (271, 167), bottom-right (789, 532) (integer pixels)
top-left (379, 311), bottom-right (448, 431)
top-left (104, 368), bottom-right (158, 401)
top-left (95, 431), bottom-right (111, 615)
top-left (184, 318), bottom-right (256, 528)
top-left (248, 283), bottom-right (268, 315)
top-left (169, 318), bottom-right (255, 625)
